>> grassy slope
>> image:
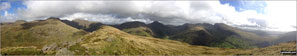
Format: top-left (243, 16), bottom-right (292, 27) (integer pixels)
top-left (207, 23), bottom-right (269, 48)
top-left (1, 19), bottom-right (87, 48)
top-left (214, 23), bottom-right (269, 41)
top-left (72, 19), bottom-right (96, 29)
top-left (1, 19), bottom-right (295, 55)
top-left (122, 27), bottom-right (154, 37)
top-left (251, 41), bottom-right (296, 55)
top-left (1, 25), bottom-right (295, 55)
top-left (170, 24), bottom-right (258, 49)
top-left (1, 46), bottom-right (44, 55)
top-left (170, 26), bottom-right (214, 45)
top-left (118, 22), bottom-right (272, 49)
top-left (68, 26), bottom-right (250, 55)
top-left (274, 31), bottom-right (296, 44)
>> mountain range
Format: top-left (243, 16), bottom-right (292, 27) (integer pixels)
top-left (0, 17), bottom-right (296, 55)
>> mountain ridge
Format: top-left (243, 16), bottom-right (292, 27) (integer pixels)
top-left (1, 18), bottom-right (87, 48)
top-left (1, 17), bottom-right (296, 55)
top-left (3, 18), bottom-right (294, 48)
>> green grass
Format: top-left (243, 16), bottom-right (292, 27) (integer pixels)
top-left (122, 27), bottom-right (154, 37)
top-left (1, 46), bottom-right (44, 55)
top-left (251, 41), bottom-right (296, 55)
top-left (1, 19), bottom-right (86, 48)
top-left (68, 44), bottom-right (88, 55)
top-left (210, 36), bottom-right (257, 49)
top-left (69, 26), bottom-right (253, 55)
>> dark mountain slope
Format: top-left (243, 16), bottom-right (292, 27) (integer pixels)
top-left (274, 31), bottom-right (296, 44)
top-left (169, 23), bottom-right (271, 48)
top-left (61, 19), bottom-right (103, 32)
top-left (212, 23), bottom-right (273, 47)
top-left (170, 24), bottom-right (214, 45)
top-left (113, 21), bottom-right (154, 37)
top-left (148, 21), bottom-right (172, 38)
top-left (114, 21), bottom-right (148, 30)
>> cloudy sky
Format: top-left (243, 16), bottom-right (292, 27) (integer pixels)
top-left (0, 0), bottom-right (296, 32)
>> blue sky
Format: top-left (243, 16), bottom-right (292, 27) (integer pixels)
top-left (1, 0), bottom-right (267, 16)
top-left (0, 1), bottom-right (26, 16)
top-left (220, 0), bottom-right (267, 14)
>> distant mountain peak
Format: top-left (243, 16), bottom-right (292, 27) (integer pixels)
top-left (47, 17), bottom-right (61, 20)
top-left (214, 23), bottom-right (228, 26)
top-left (196, 23), bottom-right (212, 26)
top-left (123, 21), bottom-right (146, 25)
top-left (116, 21), bottom-right (148, 30)
top-left (151, 21), bottom-right (162, 25)
top-left (15, 20), bottom-right (26, 24)
top-left (74, 19), bottom-right (86, 21)
top-left (97, 25), bottom-right (122, 32)
top-left (73, 19), bottom-right (86, 21)
top-left (182, 23), bottom-right (192, 25)
top-left (149, 21), bottom-right (166, 27)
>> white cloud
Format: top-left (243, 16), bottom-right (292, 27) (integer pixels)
top-left (19, 1), bottom-right (145, 19)
top-left (0, 2), bottom-right (10, 10)
top-left (0, 11), bottom-right (18, 22)
top-left (0, 2), bottom-right (13, 22)
top-left (60, 13), bottom-right (153, 24)
top-left (263, 1), bottom-right (296, 31)
top-left (1, 1), bottom-right (296, 31)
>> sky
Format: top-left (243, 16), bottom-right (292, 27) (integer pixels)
top-left (0, 0), bottom-right (296, 32)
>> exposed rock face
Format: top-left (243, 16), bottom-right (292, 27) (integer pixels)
top-left (55, 48), bottom-right (74, 55)
top-left (42, 41), bottom-right (78, 54)
top-left (42, 43), bottom-right (58, 52)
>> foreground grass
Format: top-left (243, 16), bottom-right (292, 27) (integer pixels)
top-left (251, 41), bottom-right (296, 55)
top-left (1, 46), bottom-right (44, 55)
